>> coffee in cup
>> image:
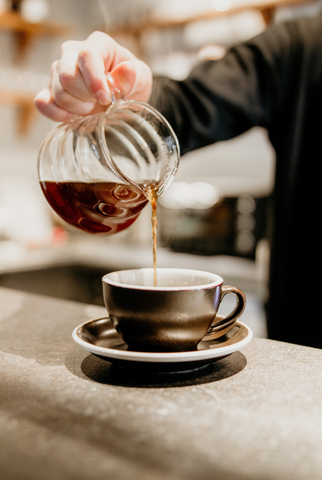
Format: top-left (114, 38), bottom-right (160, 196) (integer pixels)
top-left (102, 268), bottom-right (246, 352)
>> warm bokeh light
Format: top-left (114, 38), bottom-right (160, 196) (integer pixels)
top-left (159, 181), bottom-right (220, 210)
top-left (212, 0), bottom-right (232, 12)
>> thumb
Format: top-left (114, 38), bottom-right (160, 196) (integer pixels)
top-left (110, 61), bottom-right (137, 98)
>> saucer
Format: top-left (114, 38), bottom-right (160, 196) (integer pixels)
top-left (72, 316), bottom-right (253, 373)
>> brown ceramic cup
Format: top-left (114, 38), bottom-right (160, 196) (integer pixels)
top-left (102, 268), bottom-right (246, 352)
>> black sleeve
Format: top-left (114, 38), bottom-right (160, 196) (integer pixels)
top-left (148, 17), bottom-right (307, 155)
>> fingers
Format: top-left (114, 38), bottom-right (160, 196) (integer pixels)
top-left (58, 42), bottom-right (98, 103)
top-left (110, 61), bottom-right (137, 98)
top-left (51, 60), bottom-right (97, 114)
top-left (34, 86), bottom-right (106, 122)
top-left (76, 32), bottom-right (117, 103)
top-left (34, 31), bottom-right (153, 122)
top-left (109, 59), bottom-right (152, 103)
top-left (128, 59), bottom-right (153, 103)
top-left (73, 31), bottom-right (152, 103)
top-left (34, 87), bottom-right (80, 123)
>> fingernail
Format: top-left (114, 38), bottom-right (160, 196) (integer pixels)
top-left (95, 89), bottom-right (110, 105)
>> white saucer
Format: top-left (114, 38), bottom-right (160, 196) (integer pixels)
top-left (72, 316), bottom-right (253, 372)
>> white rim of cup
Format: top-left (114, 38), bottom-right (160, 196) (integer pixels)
top-left (102, 268), bottom-right (223, 291)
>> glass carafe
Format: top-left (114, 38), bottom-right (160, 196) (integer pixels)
top-left (37, 75), bottom-right (180, 235)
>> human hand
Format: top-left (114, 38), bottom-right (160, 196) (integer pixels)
top-left (34, 31), bottom-right (153, 122)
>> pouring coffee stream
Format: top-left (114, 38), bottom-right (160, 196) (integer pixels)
top-left (144, 185), bottom-right (158, 286)
top-left (38, 74), bottom-right (180, 285)
top-left (38, 75), bottom-right (246, 342)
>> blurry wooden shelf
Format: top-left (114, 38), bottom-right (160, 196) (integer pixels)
top-left (0, 10), bottom-right (71, 61)
top-left (0, 89), bottom-right (37, 134)
top-left (0, 10), bottom-right (71, 132)
top-left (111, 0), bottom-right (314, 32)
top-left (107, 0), bottom-right (315, 57)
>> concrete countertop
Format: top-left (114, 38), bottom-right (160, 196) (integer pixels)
top-left (0, 287), bottom-right (321, 480)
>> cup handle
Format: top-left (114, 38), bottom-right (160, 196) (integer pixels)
top-left (106, 74), bottom-right (126, 104)
top-left (204, 285), bottom-right (246, 338)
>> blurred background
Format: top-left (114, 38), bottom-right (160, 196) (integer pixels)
top-left (0, 0), bottom-right (321, 336)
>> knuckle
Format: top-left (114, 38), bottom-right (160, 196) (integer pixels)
top-left (88, 31), bottom-right (107, 42)
top-left (50, 60), bottom-right (59, 76)
top-left (58, 71), bottom-right (75, 90)
top-left (77, 48), bottom-right (93, 63)
top-left (60, 40), bottom-right (79, 53)
top-left (53, 88), bottom-right (68, 108)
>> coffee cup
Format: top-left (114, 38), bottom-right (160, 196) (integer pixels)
top-left (102, 268), bottom-right (246, 352)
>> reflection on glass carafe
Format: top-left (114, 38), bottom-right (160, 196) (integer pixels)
top-left (37, 75), bottom-right (180, 235)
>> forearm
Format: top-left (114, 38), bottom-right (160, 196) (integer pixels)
top-left (149, 18), bottom-right (303, 155)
